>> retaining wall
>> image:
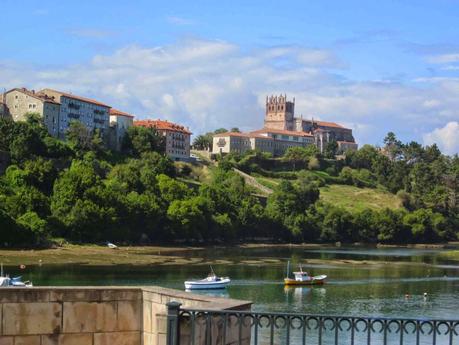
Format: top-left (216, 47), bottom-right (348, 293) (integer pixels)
top-left (0, 286), bottom-right (251, 345)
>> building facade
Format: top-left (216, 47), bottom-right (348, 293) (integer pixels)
top-left (213, 128), bottom-right (314, 156)
top-left (3, 88), bottom-right (61, 137)
top-left (39, 89), bottom-right (110, 139)
top-left (108, 108), bottom-right (134, 150)
top-left (213, 94), bottom-right (357, 156)
top-left (134, 119), bottom-right (192, 161)
top-left (264, 94), bottom-right (295, 131)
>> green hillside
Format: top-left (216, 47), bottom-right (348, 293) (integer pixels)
top-left (319, 184), bottom-right (402, 212)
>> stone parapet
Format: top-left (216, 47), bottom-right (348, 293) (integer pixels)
top-left (0, 287), bottom-right (251, 345)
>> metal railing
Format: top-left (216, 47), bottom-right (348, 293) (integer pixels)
top-left (167, 302), bottom-right (459, 345)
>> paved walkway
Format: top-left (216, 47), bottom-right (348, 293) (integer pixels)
top-left (233, 168), bottom-right (273, 195)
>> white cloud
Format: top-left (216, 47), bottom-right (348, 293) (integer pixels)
top-left (425, 53), bottom-right (459, 64)
top-left (423, 122), bottom-right (459, 155)
top-left (67, 28), bottom-right (114, 39)
top-left (1, 38), bottom-right (459, 149)
top-left (166, 16), bottom-right (194, 25)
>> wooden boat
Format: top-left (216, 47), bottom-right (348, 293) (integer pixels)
top-left (284, 261), bottom-right (327, 286)
top-left (184, 267), bottom-right (230, 290)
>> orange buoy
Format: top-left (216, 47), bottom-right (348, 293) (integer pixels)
top-left (19, 264), bottom-right (26, 269)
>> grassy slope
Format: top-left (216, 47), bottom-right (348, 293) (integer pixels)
top-left (319, 184), bottom-right (402, 211)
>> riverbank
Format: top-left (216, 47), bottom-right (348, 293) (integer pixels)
top-left (1, 243), bottom-right (459, 267)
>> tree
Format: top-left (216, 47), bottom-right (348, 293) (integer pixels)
top-left (122, 126), bottom-right (165, 156)
top-left (167, 196), bottom-right (210, 239)
top-left (403, 208), bottom-right (450, 242)
top-left (376, 209), bottom-right (409, 243)
top-left (25, 112), bottom-right (45, 128)
top-left (283, 147), bottom-right (310, 170)
top-left (214, 128), bottom-right (228, 134)
top-left (324, 140), bottom-right (338, 159)
top-left (157, 174), bottom-right (189, 203)
top-left (16, 211), bottom-right (49, 244)
top-left (383, 132), bottom-right (402, 161)
top-left (230, 127), bottom-right (241, 133)
top-left (320, 206), bottom-right (354, 242)
top-left (192, 135), bottom-right (212, 150)
top-left (66, 121), bottom-right (94, 153)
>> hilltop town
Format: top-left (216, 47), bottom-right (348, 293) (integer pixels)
top-left (1, 88), bottom-right (356, 160)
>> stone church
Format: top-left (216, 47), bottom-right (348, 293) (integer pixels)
top-left (212, 94), bottom-right (358, 156)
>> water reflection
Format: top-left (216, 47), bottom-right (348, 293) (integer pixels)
top-left (5, 246), bottom-right (459, 320)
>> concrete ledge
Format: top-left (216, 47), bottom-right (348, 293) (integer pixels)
top-left (0, 286), bottom-right (252, 345)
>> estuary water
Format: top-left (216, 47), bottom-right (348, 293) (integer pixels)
top-left (10, 246), bottom-right (459, 320)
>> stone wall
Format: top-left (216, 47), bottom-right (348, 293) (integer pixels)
top-left (0, 286), bottom-right (251, 345)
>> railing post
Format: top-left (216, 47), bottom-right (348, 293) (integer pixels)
top-left (167, 301), bottom-right (182, 345)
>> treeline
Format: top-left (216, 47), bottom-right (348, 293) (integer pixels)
top-left (216, 132), bottom-right (459, 243)
top-left (0, 117), bottom-right (457, 247)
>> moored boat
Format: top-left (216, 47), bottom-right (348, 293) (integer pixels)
top-left (0, 264), bottom-right (33, 287)
top-left (185, 267), bottom-right (230, 290)
top-left (284, 261), bottom-right (327, 286)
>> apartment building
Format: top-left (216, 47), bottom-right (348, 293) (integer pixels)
top-left (40, 89), bottom-right (110, 139)
top-left (109, 108), bottom-right (134, 150)
top-left (3, 88), bottom-right (60, 137)
top-left (134, 119), bottom-right (191, 161)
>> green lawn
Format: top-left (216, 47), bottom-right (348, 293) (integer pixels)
top-left (319, 184), bottom-right (402, 212)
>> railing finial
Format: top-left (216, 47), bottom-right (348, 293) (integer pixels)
top-left (167, 301), bottom-right (182, 345)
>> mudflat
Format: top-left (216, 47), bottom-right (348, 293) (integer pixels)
top-left (0, 243), bottom-right (458, 267)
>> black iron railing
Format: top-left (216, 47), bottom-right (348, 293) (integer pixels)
top-left (167, 302), bottom-right (459, 345)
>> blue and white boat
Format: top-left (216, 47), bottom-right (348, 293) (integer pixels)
top-left (185, 267), bottom-right (230, 290)
top-left (0, 264), bottom-right (33, 287)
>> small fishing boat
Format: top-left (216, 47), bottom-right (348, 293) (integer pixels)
top-left (284, 261), bottom-right (327, 286)
top-left (0, 264), bottom-right (33, 287)
top-left (184, 267), bottom-right (230, 290)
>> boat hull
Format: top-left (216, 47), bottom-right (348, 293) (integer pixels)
top-left (185, 278), bottom-right (230, 290)
top-left (284, 276), bottom-right (326, 286)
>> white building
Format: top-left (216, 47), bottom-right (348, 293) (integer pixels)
top-left (109, 108), bottom-right (134, 150)
top-left (213, 128), bottom-right (314, 156)
top-left (40, 89), bottom-right (110, 139)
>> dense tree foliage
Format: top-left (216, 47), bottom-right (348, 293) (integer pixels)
top-left (0, 118), bottom-right (457, 247)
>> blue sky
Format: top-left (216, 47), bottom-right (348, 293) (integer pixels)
top-left (1, 0), bottom-right (459, 154)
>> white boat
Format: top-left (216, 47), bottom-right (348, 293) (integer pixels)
top-left (185, 267), bottom-right (230, 290)
top-left (284, 262), bottom-right (327, 286)
top-left (107, 242), bottom-right (118, 249)
top-left (0, 264), bottom-right (33, 287)
top-left (0, 276), bottom-right (33, 287)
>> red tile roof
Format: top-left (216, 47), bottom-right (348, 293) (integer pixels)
top-left (40, 88), bottom-right (111, 108)
top-left (134, 119), bottom-right (192, 134)
top-left (6, 88), bottom-right (60, 105)
top-left (213, 131), bottom-right (250, 138)
top-left (251, 128), bottom-right (313, 137)
top-left (110, 108), bottom-right (134, 118)
top-left (315, 120), bottom-right (344, 129)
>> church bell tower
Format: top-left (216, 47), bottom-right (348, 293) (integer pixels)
top-left (264, 94), bottom-right (295, 131)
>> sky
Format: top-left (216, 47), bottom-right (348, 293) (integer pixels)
top-left (1, 0), bottom-right (459, 154)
